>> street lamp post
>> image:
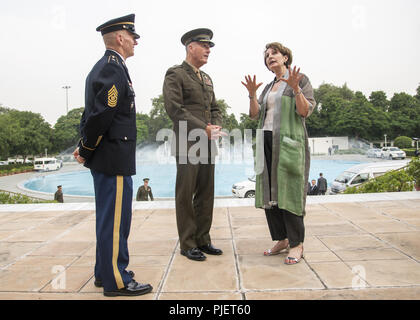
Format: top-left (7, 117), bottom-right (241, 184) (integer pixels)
top-left (62, 85), bottom-right (71, 114)
top-left (384, 134), bottom-right (387, 147)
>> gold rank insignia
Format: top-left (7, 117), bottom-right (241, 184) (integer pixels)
top-left (108, 85), bottom-right (118, 107)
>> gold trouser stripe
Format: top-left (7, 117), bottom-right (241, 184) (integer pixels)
top-left (112, 176), bottom-right (124, 289)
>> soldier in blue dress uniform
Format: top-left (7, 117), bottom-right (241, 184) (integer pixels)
top-left (73, 14), bottom-right (152, 297)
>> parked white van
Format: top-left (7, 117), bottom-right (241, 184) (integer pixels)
top-left (34, 158), bottom-right (62, 171)
top-left (330, 160), bottom-right (410, 194)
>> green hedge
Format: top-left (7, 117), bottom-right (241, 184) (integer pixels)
top-left (334, 148), bottom-right (366, 155)
top-left (344, 160), bottom-right (418, 194)
top-left (0, 192), bottom-right (54, 204)
top-left (0, 163), bottom-right (33, 175)
top-left (402, 149), bottom-right (417, 157)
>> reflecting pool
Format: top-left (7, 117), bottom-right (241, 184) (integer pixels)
top-left (23, 160), bottom-right (362, 198)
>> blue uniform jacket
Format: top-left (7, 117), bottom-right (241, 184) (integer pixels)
top-left (78, 50), bottom-right (137, 176)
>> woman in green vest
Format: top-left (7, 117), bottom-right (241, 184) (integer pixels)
top-left (242, 42), bottom-right (315, 265)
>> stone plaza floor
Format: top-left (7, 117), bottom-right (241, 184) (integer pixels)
top-left (0, 193), bottom-right (419, 300)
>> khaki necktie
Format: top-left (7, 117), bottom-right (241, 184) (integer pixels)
top-left (195, 70), bottom-right (202, 81)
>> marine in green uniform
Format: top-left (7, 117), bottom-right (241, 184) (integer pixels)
top-left (54, 185), bottom-right (64, 203)
top-left (162, 28), bottom-right (225, 262)
top-left (136, 178), bottom-right (154, 201)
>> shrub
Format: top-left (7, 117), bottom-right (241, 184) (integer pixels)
top-left (407, 157), bottom-right (420, 186)
top-left (344, 167), bottom-right (414, 194)
top-left (0, 163), bottom-right (33, 175)
top-left (334, 148), bottom-right (366, 155)
top-left (394, 136), bottom-right (412, 149)
top-left (0, 192), bottom-right (52, 204)
top-left (402, 149), bottom-right (416, 157)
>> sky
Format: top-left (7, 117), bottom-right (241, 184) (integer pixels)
top-left (0, 0), bottom-right (419, 126)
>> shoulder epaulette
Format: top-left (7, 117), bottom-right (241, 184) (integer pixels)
top-left (107, 55), bottom-right (120, 65)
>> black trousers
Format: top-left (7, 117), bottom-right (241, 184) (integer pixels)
top-left (264, 131), bottom-right (305, 248)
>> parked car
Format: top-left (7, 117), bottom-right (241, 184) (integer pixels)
top-left (330, 160), bottom-right (410, 193)
top-left (381, 147), bottom-right (406, 160)
top-left (232, 175), bottom-right (256, 198)
top-left (0, 161), bottom-right (8, 166)
top-left (366, 148), bottom-right (382, 158)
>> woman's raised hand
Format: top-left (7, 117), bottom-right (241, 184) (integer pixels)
top-left (280, 66), bottom-right (304, 92)
top-left (241, 75), bottom-right (263, 97)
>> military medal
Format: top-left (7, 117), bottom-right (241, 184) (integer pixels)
top-left (203, 74), bottom-right (213, 87)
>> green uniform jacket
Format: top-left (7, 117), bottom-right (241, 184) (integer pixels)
top-left (162, 61), bottom-right (222, 158)
top-left (54, 190), bottom-right (64, 203)
top-left (136, 185), bottom-right (154, 201)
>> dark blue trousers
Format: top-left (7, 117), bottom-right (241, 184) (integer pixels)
top-left (91, 170), bottom-right (133, 291)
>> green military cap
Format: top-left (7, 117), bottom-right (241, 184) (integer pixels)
top-left (143, 178), bottom-right (150, 182)
top-left (96, 14), bottom-right (140, 39)
top-left (181, 28), bottom-right (214, 47)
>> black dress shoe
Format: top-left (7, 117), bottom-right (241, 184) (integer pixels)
top-left (180, 248), bottom-right (206, 261)
top-left (198, 243), bottom-right (223, 255)
top-left (95, 270), bottom-right (135, 288)
top-left (103, 280), bottom-right (153, 297)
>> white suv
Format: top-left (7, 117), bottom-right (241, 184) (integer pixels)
top-left (381, 147), bottom-right (406, 160)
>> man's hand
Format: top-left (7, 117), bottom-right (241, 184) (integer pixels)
top-left (205, 124), bottom-right (228, 140)
top-left (73, 147), bottom-right (86, 164)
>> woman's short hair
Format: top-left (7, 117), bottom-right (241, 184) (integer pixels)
top-left (264, 42), bottom-right (293, 70)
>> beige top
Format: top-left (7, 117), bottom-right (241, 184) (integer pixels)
top-left (262, 91), bottom-right (277, 131)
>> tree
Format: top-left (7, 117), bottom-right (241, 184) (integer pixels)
top-left (217, 99), bottom-right (239, 132)
top-left (148, 95), bottom-right (172, 143)
top-left (305, 105), bottom-right (324, 137)
top-left (415, 84), bottom-right (420, 101)
top-left (136, 112), bottom-right (150, 144)
top-left (367, 104), bottom-right (391, 141)
top-left (0, 113), bottom-right (13, 159)
top-left (388, 93), bottom-right (419, 139)
top-left (311, 83), bottom-right (355, 137)
top-left (369, 91), bottom-right (389, 112)
top-left (5, 110), bottom-right (52, 158)
top-left (51, 107), bottom-right (84, 152)
top-left (334, 92), bottom-right (371, 139)
top-left (239, 113), bottom-right (258, 136)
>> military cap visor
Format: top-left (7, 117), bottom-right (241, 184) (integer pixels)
top-left (96, 14), bottom-right (140, 39)
top-left (181, 28), bottom-right (214, 47)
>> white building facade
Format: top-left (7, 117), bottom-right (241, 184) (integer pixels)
top-left (308, 136), bottom-right (349, 155)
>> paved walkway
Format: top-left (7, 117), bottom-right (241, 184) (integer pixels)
top-left (0, 193), bottom-right (419, 300)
